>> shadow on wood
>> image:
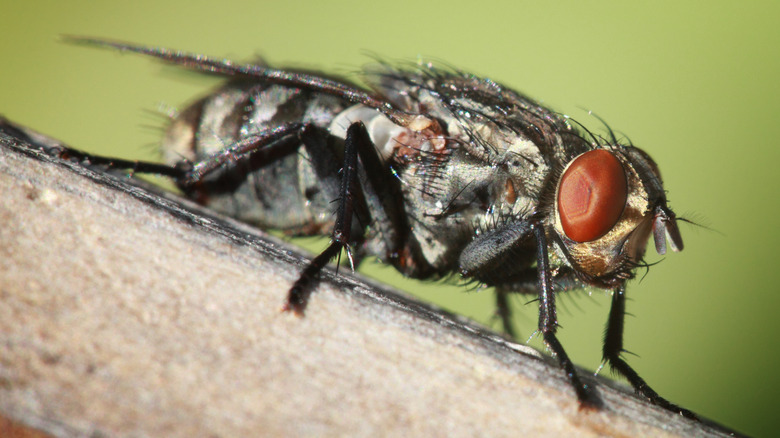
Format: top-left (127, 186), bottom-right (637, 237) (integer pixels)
top-left (0, 120), bottom-right (740, 437)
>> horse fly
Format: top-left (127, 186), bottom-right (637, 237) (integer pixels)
top-left (53, 37), bottom-right (692, 417)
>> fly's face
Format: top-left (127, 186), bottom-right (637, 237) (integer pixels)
top-left (552, 146), bottom-right (683, 287)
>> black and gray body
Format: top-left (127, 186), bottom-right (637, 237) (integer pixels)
top-left (163, 70), bottom-right (596, 284)
top-left (55, 38), bottom-right (693, 419)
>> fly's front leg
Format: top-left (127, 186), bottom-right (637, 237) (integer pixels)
top-left (533, 225), bottom-right (601, 409)
top-left (603, 287), bottom-right (696, 418)
top-left (460, 221), bottom-right (600, 407)
top-left (459, 220), bottom-right (579, 339)
top-left (284, 122), bottom-right (370, 315)
top-left (459, 219), bottom-right (534, 339)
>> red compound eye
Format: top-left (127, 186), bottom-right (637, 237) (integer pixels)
top-left (557, 149), bottom-right (627, 242)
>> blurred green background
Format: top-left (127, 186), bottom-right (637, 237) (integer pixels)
top-left (2, 1), bottom-right (777, 436)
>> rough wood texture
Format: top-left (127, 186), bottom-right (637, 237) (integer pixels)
top-left (0, 121), bottom-right (740, 437)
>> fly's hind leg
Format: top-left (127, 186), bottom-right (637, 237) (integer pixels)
top-left (56, 143), bottom-right (187, 179)
top-left (48, 121), bottom-right (307, 191)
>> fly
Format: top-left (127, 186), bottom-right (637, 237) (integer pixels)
top-left (52, 37), bottom-right (692, 418)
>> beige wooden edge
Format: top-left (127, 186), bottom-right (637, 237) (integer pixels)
top-left (0, 121), bottom-right (740, 437)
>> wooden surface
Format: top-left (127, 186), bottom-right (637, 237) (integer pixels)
top-left (0, 121), bottom-right (741, 437)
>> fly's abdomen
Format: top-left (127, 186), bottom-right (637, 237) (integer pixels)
top-left (162, 80), bottom-right (350, 234)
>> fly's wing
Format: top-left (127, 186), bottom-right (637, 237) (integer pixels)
top-left (64, 37), bottom-right (415, 126)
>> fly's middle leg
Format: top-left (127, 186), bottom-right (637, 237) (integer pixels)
top-left (284, 122), bottom-right (373, 314)
top-left (494, 291), bottom-right (517, 339)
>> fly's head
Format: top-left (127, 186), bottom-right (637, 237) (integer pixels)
top-left (551, 146), bottom-right (683, 288)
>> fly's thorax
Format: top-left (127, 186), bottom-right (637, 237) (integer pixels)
top-left (551, 146), bottom-right (662, 286)
top-left (397, 138), bottom-right (547, 270)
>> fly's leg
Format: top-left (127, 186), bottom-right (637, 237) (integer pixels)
top-left (0, 115), bottom-right (183, 176)
top-left (494, 291), bottom-right (516, 339)
top-left (53, 122), bottom-right (307, 188)
top-left (460, 221), bottom-right (600, 407)
top-left (57, 147), bottom-right (186, 178)
top-left (460, 220), bottom-right (536, 339)
top-left (459, 220), bottom-right (532, 339)
top-left (495, 267), bottom-right (582, 340)
top-left (180, 124), bottom-right (304, 186)
top-left (533, 225), bottom-right (601, 409)
top-left (284, 122), bottom-right (370, 315)
top-left (603, 287), bottom-right (696, 418)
